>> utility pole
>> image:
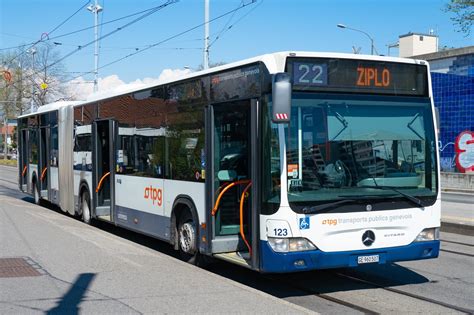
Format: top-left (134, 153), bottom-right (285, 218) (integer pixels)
top-left (28, 47), bottom-right (36, 112)
top-left (204, 0), bottom-right (210, 70)
top-left (17, 60), bottom-right (23, 115)
top-left (3, 116), bottom-right (7, 160)
top-left (87, 0), bottom-right (103, 93)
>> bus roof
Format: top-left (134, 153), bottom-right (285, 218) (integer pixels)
top-left (18, 101), bottom-right (83, 118)
top-left (84, 51), bottom-right (427, 103)
top-left (18, 51), bottom-right (428, 117)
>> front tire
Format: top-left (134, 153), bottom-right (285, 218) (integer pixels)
top-left (178, 211), bottom-right (198, 264)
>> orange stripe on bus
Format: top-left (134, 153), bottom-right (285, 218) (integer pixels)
top-left (211, 180), bottom-right (251, 216)
top-left (40, 167), bottom-right (48, 182)
top-left (22, 165), bottom-right (27, 177)
top-left (96, 172), bottom-right (110, 193)
top-left (239, 181), bottom-right (253, 256)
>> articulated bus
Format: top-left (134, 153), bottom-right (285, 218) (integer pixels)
top-left (18, 52), bottom-right (440, 272)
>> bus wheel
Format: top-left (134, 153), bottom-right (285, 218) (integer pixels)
top-left (178, 211), bottom-right (198, 263)
top-left (81, 191), bottom-right (92, 225)
top-left (33, 181), bottom-right (41, 205)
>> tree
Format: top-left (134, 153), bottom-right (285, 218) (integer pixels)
top-left (2, 51), bottom-right (31, 116)
top-left (1, 43), bottom-right (68, 115)
top-left (444, 0), bottom-right (474, 36)
top-left (29, 43), bottom-right (67, 106)
top-left (0, 53), bottom-right (24, 159)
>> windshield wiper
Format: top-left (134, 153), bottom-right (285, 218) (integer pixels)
top-left (359, 185), bottom-right (425, 208)
top-left (330, 110), bottom-right (348, 141)
top-left (302, 199), bottom-right (357, 214)
top-left (407, 113), bottom-right (424, 140)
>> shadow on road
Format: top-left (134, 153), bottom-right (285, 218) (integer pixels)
top-left (46, 273), bottom-right (96, 314)
top-left (205, 260), bottom-right (430, 298)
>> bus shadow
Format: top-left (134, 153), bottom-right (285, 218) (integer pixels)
top-left (92, 220), bottom-right (181, 260)
top-left (206, 261), bottom-right (431, 298)
top-left (25, 197), bottom-right (180, 259)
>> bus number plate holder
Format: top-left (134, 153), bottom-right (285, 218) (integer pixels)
top-left (357, 254), bottom-right (379, 264)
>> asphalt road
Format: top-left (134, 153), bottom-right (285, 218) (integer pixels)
top-left (1, 165), bottom-right (473, 314)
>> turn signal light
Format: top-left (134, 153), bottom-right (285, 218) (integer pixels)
top-left (415, 227), bottom-right (439, 242)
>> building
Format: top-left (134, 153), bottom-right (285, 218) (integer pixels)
top-left (412, 46), bottom-right (474, 173)
top-left (399, 32), bottom-right (438, 58)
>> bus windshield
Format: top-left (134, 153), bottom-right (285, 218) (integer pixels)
top-left (282, 94), bottom-right (438, 212)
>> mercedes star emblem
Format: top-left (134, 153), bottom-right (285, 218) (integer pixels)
top-left (362, 230), bottom-right (375, 247)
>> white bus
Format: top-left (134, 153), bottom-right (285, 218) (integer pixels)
top-left (18, 52), bottom-right (440, 272)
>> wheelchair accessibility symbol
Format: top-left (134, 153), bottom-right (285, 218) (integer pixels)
top-left (299, 217), bottom-right (310, 230)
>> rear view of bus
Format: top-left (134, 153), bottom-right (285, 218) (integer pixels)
top-left (261, 54), bottom-right (440, 272)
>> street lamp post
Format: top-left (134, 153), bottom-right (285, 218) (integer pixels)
top-left (87, 0), bottom-right (103, 93)
top-left (337, 24), bottom-right (377, 55)
top-left (387, 42), bottom-right (399, 56)
top-left (3, 116), bottom-right (7, 160)
top-left (27, 47), bottom-right (36, 112)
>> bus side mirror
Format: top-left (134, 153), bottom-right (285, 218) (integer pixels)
top-left (272, 73), bottom-right (292, 123)
top-left (434, 107), bottom-right (440, 135)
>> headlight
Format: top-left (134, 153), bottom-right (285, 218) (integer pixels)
top-left (268, 237), bottom-right (317, 253)
top-left (415, 227), bottom-right (440, 242)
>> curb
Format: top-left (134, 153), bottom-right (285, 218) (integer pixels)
top-left (442, 188), bottom-right (474, 194)
top-left (441, 221), bottom-right (474, 236)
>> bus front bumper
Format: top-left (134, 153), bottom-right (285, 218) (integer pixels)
top-left (260, 240), bottom-right (440, 273)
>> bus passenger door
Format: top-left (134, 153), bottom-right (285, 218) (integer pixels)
top-left (210, 100), bottom-right (258, 266)
top-left (19, 129), bottom-right (28, 192)
top-left (39, 127), bottom-right (50, 200)
top-left (92, 119), bottom-right (116, 222)
top-left (49, 124), bottom-right (60, 204)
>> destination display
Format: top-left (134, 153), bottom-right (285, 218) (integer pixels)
top-left (287, 58), bottom-right (428, 96)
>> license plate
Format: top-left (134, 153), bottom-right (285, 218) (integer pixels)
top-left (357, 255), bottom-right (379, 264)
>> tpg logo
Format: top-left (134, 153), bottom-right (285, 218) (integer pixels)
top-left (322, 219), bottom-right (338, 226)
top-left (144, 185), bottom-right (163, 206)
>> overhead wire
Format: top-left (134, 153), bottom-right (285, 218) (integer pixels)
top-left (0, 43), bottom-right (33, 52)
top-left (3, 0), bottom-right (90, 66)
top-left (208, 0), bottom-right (262, 49)
top-left (98, 0), bottom-right (105, 82)
top-left (69, 0), bottom-right (257, 81)
top-left (98, 46), bottom-right (202, 51)
top-left (208, 0), bottom-right (243, 49)
top-left (0, 33), bottom-right (38, 51)
top-left (46, 2), bottom-right (175, 42)
top-left (11, 0), bottom-right (178, 86)
top-left (1, 2), bottom-right (172, 56)
top-left (48, 0), bottom-right (91, 36)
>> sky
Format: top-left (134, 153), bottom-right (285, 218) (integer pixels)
top-left (1, 0), bottom-right (472, 99)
